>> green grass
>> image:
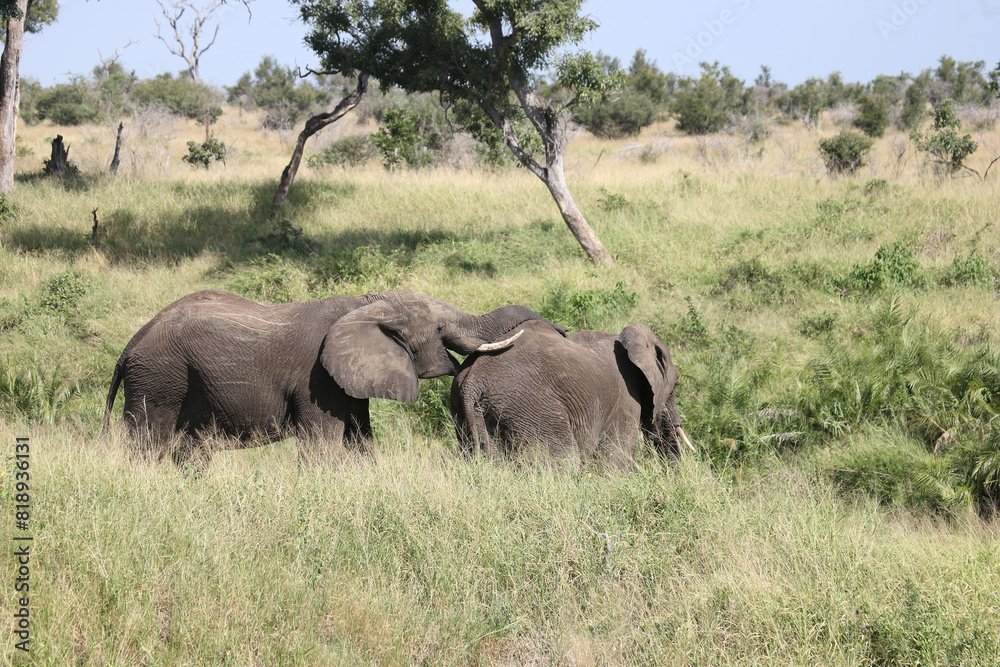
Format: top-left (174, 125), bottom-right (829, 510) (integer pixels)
top-left (2, 110), bottom-right (1000, 663)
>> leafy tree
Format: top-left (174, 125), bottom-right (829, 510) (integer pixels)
top-left (0, 0), bottom-right (56, 40)
top-left (911, 99), bottom-right (978, 176)
top-left (293, 0), bottom-right (621, 265)
top-left (371, 107), bottom-right (434, 169)
top-left (671, 61), bottom-right (747, 135)
top-left (988, 61), bottom-right (1000, 99)
top-left (628, 49), bottom-right (675, 105)
top-left (228, 56), bottom-right (332, 130)
top-left (934, 55), bottom-right (989, 104)
top-left (854, 94), bottom-right (889, 138)
top-left (572, 50), bottom-right (663, 139)
top-left (779, 77), bottom-right (826, 128)
top-left (0, 0), bottom-right (30, 193)
top-left (899, 79), bottom-right (928, 131)
top-left (91, 61), bottom-right (138, 119)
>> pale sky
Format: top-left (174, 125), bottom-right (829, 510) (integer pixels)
top-left (20, 1), bottom-right (1000, 89)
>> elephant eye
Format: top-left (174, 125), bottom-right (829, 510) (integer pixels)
top-left (436, 321), bottom-right (446, 333)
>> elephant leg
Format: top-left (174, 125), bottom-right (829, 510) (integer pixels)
top-left (601, 422), bottom-right (639, 472)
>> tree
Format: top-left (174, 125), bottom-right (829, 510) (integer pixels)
top-left (154, 0), bottom-right (224, 81)
top-left (294, 0), bottom-right (620, 265)
top-left (0, 0), bottom-right (29, 193)
top-left (911, 99), bottom-right (978, 177)
top-left (671, 62), bottom-right (747, 135)
top-left (228, 56), bottom-right (332, 130)
top-left (854, 94), bottom-right (889, 138)
top-left (0, 0), bottom-right (56, 40)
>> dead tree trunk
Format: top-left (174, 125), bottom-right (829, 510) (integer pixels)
top-left (109, 122), bottom-right (124, 174)
top-left (271, 73), bottom-right (369, 213)
top-left (0, 0), bottom-right (29, 193)
top-left (45, 135), bottom-right (70, 176)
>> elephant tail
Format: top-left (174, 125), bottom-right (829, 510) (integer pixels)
top-left (101, 354), bottom-right (126, 436)
top-left (457, 392), bottom-right (493, 457)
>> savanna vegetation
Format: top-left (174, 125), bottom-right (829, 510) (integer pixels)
top-left (1, 36), bottom-right (1000, 664)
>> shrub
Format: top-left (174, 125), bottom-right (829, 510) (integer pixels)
top-left (818, 131), bottom-right (875, 175)
top-left (227, 56), bottom-right (331, 130)
top-left (39, 271), bottom-right (88, 316)
top-left (898, 82), bottom-right (928, 130)
top-left (131, 73), bottom-right (224, 121)
top-left (911, 100), bottom-right (978, 175)
top-left (182, 137), bottom-right (227, 169)
top-left (307, 135), bottom-right (375, 168)
top-left (938, 249), bottom-right (998, 287)
top-left (371, 108), bottom-right (435, 170)
top-left (0, 192), bottom-right (19, 224)
top-left (670, 62), bottom-right (747, 135)
top-left (842, 242), bottom-right (921, 292)
top-left (537, 280), bottom-right (638, 331)
top-left (574, 88), bottom-right (658, 139)
top-left (31, 78), bottom-right (100, 126)
top-left (854, 95), bottom-right (890, 138)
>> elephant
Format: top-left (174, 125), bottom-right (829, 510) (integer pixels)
top-left (450, 319), bottom-right (693, 469)
top-left (102, 289), bottom-right (564, 462)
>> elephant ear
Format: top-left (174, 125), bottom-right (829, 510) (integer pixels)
top-left (320, 300), bottom-right (419, 402)
top-left (618, 323), bottom-right (677, 403)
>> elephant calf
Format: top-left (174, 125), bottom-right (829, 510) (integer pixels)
top-left (450, 319), bottom-right (693, 469)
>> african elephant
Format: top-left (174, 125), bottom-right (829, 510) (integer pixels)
top-left (450, 319), bottom-right (693, 469)
top-left (102, 289), bottom-right (563, 461)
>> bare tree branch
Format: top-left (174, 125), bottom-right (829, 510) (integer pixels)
top-left (154, 0), bottom-right (223, 80)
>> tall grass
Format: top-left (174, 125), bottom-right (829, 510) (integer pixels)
top-left (3, 424), bottom-right (999, 665)
top-left (2, 108), bottom-right (1000, 662)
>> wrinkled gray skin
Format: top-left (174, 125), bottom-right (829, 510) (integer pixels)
top-left (451, 320), bottom-right (685, 469)
top-left (102, 289), bottom-right (564, 462)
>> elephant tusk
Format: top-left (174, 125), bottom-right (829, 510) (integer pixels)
top-left (476, 328), bottom-right (523, 352)
top-left (677, 426), bottom-right (695, 453)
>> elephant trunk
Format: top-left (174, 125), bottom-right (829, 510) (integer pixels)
top-left (445, 305), bottom-right (564, 355)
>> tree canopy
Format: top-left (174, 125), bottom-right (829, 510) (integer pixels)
top-left (293, 0), bottom-right (621, 264)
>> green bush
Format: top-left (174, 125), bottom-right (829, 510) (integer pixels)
top-left (854, 95), bottom-right (890, 138)
top-left (227, 56), bottom-right (330, 130)
top-left (131, 73), bottom-right (224, 122)
top-left (537, 280), bottom-right (638, 331)
top-left (39, 271), bottom-right (88, 316)
top-left (911, 100), bottom-right (978, 175)
top-left (670, 62), bottom-right (747, 135)
top-left (307, 135), bottom-right (375, 168)
top-left (818, 131), bottom-right (875, 175)
top-left (898, 82), bottom-right (928, 130)
top-left (31, 78), bottom-right (100, 126)
top-left (371, 108), bottom-right (435, 170)
top-left (938, 249), bottom-right (998, 287)
top-left (842, 242), bottom-right (921, 293)
top-left (574, 88), bottom-right (658, 139)
top-left (182, 137), bottom-right (227, 169)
